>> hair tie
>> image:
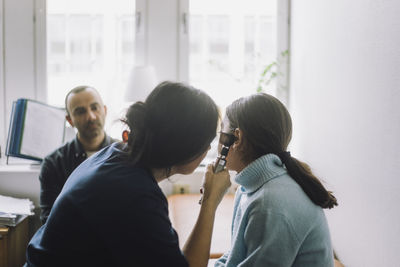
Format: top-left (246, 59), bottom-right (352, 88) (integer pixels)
top-left (278, 151), bottom-right (291, 164)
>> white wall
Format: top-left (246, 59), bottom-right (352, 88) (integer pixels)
top-left (0, 166), bottom-right (42, 233)
top-left (0, 167), bottom-right (40, 205)
top-left (290, 1), bottom-right (400, 266)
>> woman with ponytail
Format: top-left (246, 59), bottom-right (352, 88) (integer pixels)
top-left (213, 93), bottom-right (338, 267)
top-left (26, 81), bottom-right (231, 267)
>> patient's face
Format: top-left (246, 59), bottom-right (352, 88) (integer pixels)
top-left (225, 144), bottom-right (243, 172)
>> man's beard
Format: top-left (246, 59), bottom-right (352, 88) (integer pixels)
top-left (80, 121), bottom-right (103, 140)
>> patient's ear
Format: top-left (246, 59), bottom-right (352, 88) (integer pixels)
top-left (232, 128), bottom-right (243, 150)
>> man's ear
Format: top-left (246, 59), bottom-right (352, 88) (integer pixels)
top-left (66, 115), bottom-right (74, 127)
top-left (232, 128), bottom-right (243, 150)
top-left (122, 130), bottom-right (129, 143)
top-left (103, 105), bottom-right (107, 116)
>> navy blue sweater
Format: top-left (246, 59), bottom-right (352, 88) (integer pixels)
top-left (26, 142), bottom-right (188, 267)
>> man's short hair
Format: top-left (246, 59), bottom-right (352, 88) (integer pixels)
top-left (65, 85), bottom-right (96, 115)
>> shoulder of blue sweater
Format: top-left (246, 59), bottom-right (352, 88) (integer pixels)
top-left (244, 174), bottom-right (323, 218)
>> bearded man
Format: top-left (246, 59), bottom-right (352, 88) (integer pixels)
top-left (39, 86), bottom-right (117, 224)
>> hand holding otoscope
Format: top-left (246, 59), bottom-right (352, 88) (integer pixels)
top-left (199, 128), bottom-right (236, 205)
top-left (213, 145), bottom-right (230, 173)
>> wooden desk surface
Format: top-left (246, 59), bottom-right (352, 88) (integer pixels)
top-left (168, 193), bottom-right (234, 259)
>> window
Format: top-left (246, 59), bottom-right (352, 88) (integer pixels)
top-left (46, 0), bottom-right (136, 139)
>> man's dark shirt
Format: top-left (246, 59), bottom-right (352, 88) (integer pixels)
top-left (39, 134), bottom-right (117, 224)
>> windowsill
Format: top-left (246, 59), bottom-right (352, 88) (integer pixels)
top-left (0, 158), bottom-right (220, 175)
top-left (0, 157), bottom-right (41, 174)
top-left (0, 164), bottom-right (41, 174)
top-left (0, 161), bottom-right (205, 175)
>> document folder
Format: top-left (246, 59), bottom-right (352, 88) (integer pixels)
top-left (5, 98), bottom-right (66, 161)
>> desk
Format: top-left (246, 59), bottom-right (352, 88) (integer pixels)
top-left (0, 216), bottom-right (29, 267)
top-left (168, 193), bottom-right (234, 259)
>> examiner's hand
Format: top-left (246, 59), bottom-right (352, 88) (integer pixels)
top-left (200, 164), bottom-right (231, 207)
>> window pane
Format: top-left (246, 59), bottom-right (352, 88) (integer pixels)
top-left (47, 0), bottom-right (136, 139)
top-left (189, 0), bottom-right (277, 109)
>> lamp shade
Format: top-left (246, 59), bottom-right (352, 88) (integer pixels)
top-left (125, 65), bottom-right (157, 102)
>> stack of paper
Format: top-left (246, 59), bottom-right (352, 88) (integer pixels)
top-left (0, 194), bottom-right (34, 227)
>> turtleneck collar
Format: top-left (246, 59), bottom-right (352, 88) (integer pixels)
top-left (234, 154), bottom-right (287, 194)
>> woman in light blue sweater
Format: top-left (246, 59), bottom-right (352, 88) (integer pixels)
top-left (214, 93), bottom-right (338, 267)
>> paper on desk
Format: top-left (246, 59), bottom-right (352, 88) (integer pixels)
top-left (0, 195), bottom-right (34, 215)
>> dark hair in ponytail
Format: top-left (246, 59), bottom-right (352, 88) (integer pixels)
top-left (226, 93), bottom-right (337, 209)
top-left (122, 81), bottom-right (219, 169)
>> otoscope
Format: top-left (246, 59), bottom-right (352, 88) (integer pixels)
top-left (199, 119), bottom-right (235, 204)
top-left (213, 133), bottom-right (235, 173)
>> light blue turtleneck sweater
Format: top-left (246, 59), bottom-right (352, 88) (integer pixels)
top-left (215, 154), bottom-right (334, 267)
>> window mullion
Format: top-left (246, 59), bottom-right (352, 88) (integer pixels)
top-left (178, 0), bottom-right (189, 82)
top-left (135, 0), bottom-right (147, 66)
top-left (34, 0), bottom-right (47, 103)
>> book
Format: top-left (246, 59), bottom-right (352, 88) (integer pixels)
top-left (5, 98), bottom-right (67, 161)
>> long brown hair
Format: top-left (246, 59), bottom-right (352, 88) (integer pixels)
top-left (226, 93), bottom-right (337, 209)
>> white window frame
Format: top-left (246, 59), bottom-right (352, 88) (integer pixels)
top-left (35, 0), bottom-right (47, 103)
top-left (0, 0), bottom-right (290, 162)
top-left (178, 0), bottom-right (189, 83)
top-left (1, 0), bottom-right (38, 162)
top-left (134, 0), bottom-right (148, 66)
top-left (276, 0), bottom-right (291, 107)
top-left (0, 0), bottom-right (5, 157)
